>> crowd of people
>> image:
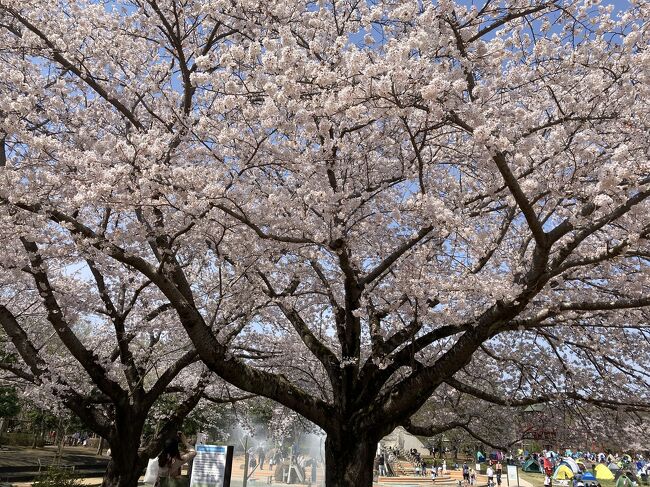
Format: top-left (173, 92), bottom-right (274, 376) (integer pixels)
top-left (523, 450), bottom-right (649, 487)
top-left (44, 429), bottom-right (91, 447)
top-left (374, 445), bottom-right (649, 487)
top-left (376, 446), bottom-right (487, 482)
top-left (462, 463), bottom-right (478, 485)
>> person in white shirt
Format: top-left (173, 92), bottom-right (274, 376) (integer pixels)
top-left (487, 466), bottom-right (495, 487)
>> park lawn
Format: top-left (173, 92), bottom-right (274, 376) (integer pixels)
top-left (519, 471), bottom-right (545, 487)
top-left (519, 472), bottom-right (617, 487)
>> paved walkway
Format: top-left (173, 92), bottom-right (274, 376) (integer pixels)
top-left (11, 474), bottom-right (535, 487)
top-left (1, 448), bottom-right (535, 487)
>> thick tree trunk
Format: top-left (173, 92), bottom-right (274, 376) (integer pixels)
top-left (102, 416), bottom-right (146, 487)
top-left (324, 432), bottom-right (377, 487)
top-left (101, 454), bottom-right (144, 487)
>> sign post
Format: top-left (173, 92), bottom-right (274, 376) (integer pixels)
top-left (507, 465), bottom-right (519, 487)
top-left (189, 445), bottom-right (234, 487)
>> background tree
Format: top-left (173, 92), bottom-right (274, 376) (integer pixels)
top-left (1, 1), bottom-right (649, 486)
top-left (0, 220), bottom-right (260, 487)
top-left (405, 382), bottom-right (650, 454)
top-left (0, 258), bottom-right (209, 487)
top-left (0, 385), bottom-right (20, 421)
top-left (0, 385), bottom-right (19, 446)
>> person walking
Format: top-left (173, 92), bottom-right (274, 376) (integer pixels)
top-left (487, 465), bottom-right (495, 487)
top-left (378, 454), bottom-right (386, 477)
top-left (258, 447), bottom-right (266, 470)
top-left (496, 462), bottom-right (503, 486)
top-left (156, 432), bottom-right (196, 487)
top-left (463, 463), bottom-right (470, 484)
top-left (311, 458), bottom-right (318, 483)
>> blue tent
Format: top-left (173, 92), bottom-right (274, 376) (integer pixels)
top-left (583, 472), bottom-right (596, 481)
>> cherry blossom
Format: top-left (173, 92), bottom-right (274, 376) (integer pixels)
top-left (0, 0), bottom-right (649, 485)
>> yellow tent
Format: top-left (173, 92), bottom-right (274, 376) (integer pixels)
top-left (595, 464), bottom-right (615, 480)
top-left (554, 465), bottom-right (575, 480)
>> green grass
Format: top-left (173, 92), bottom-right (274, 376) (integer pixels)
top-left (519, 472), bottom-right (546, 487)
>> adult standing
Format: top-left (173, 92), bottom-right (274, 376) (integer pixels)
top-left (378, 454), bottom-right (387, 477)
top-left (258, 447), bottom-right (266, 470)
top-left (156, 432), bottom-right (196, 487)
top-left (311, 458), bottom-right (318, 483)
top-left (496, 462), bottom-right (503, 486)
top-left (487, 465), bottom-right (495, 487)
top-left (463, 463), bottom-right (470, 484)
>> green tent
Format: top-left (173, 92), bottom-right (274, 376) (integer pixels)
top-left (523, 459), bottom-right (543, 473)
top-left (616, 474), bottom-right (633, 487)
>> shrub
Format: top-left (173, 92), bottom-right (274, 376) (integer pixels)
top-left (32, 467), bottom-right (81, 487)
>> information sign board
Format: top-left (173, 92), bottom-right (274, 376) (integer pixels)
top-left (189, 445), bottom-right (234, 487)
top-left (507, 464), bottom-right (519, 487)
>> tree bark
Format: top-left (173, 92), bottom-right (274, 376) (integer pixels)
top-left (101, 415), bottom-right (146, 487)
top-left (96, 436), bottom-right (105, 456)
top-left (101, 454), bottom-right (144, 487)
top-left (324, 432), bottom-right (377, 487)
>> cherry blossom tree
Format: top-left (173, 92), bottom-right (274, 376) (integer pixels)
top-left (0, 254), bottom-right (257, 487)
top-left (0, 257), bottom-right (208, 487)
top-left (404, 380), bottom-right (650, 453)
top-left (1, 0), bottom-right (650, 486)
